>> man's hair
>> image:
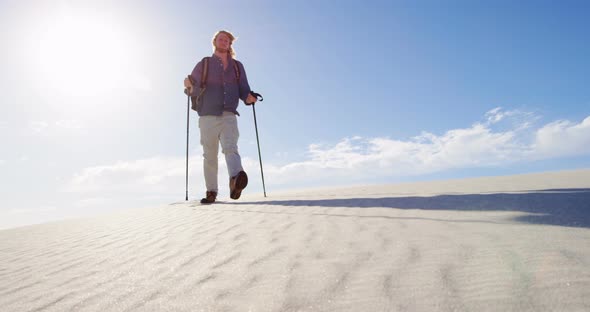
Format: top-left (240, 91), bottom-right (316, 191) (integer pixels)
top-left (212, 30), bottom-right (236, 58)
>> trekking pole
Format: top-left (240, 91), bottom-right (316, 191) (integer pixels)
top-left (248, 91), bottom-right (266, 197)
top-left (184, 77), bottom-right (193, 201)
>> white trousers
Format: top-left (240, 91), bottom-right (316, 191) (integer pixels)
top-left (198, 112), bottom-right (244, 192)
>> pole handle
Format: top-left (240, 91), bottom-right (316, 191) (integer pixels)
top-left (246, 91), bottom-right (263, 105)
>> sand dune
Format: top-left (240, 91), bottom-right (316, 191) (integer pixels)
top-left (1, 170), bottom-right (589, 311)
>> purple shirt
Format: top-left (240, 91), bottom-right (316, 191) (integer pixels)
top-left (190, 54), bottom-right (251, 116)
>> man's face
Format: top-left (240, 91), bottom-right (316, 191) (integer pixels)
top-left (215, 33), bottom-right (231, 52)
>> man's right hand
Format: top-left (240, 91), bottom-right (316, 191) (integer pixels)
top-left (184, 77), bottom-right (193, 94)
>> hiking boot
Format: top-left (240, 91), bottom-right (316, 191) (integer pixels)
top-left (230, 171), bottom-right (248, 200)
top-left (200, 191), bottom-right (217, 204)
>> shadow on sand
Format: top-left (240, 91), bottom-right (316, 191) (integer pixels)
top-left (235, 189), bottom-right (590, 228)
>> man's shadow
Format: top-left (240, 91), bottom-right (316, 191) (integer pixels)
top-left (236, 189), bottom-right (590, 228)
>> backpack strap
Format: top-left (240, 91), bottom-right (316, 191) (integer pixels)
top-left (233, 61), bottom-right (240, 82)
top-left (200, 57), bottom-right (209, 88)
top-left (199, 57), bottom-right (239, 87)
top-left (196, 57), bottom-right (209, 106)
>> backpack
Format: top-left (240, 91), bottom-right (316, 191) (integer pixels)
top-left (191, 56), bottom-right (241, 111)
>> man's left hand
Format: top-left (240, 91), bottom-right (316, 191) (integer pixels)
top-left (246, 93), bottom-right (257, 105)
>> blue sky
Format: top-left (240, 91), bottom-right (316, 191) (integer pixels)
top-left (1, 0), bottom-right (589, 229)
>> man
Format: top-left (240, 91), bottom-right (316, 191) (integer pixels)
top-left (184, 30), bottom-right (257, 203)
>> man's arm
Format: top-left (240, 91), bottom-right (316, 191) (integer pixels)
top-left (237, 61), bottom-right (256, 104)
top-left (184, 60), bottom-right (204, 96)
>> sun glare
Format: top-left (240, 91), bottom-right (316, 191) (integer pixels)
top-left (31, 7), bottom-right (145, 97)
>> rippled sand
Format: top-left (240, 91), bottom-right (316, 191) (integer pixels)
top-left (1, 170), bottom-right (589, 311)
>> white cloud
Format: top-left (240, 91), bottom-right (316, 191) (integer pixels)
top-left (532, 116), bottom-right (590, 158)
top-left (484, 107), bottom-right (506, 124)
top-left (265, 108), bottom-right (590, 185)
top-left (66, 108), bottom-right (590, 194)
top-left (66, 155), bottom-right (197, 193)
top-left (55, 119), bottom-right (83, 129)
top-left (482, 107), bottom-right (540, 133)
top-left (29, 121), bottom-right (49, 133)
top-left (7, 206), bottom-right (57, 215)
top-left (26, 119), bottom-right (85, 136)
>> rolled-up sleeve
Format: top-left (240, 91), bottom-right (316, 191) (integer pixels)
top-left (237, 61), bottom-right (251, 103)
top-left (189, 60), bottom-right (203, 97)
